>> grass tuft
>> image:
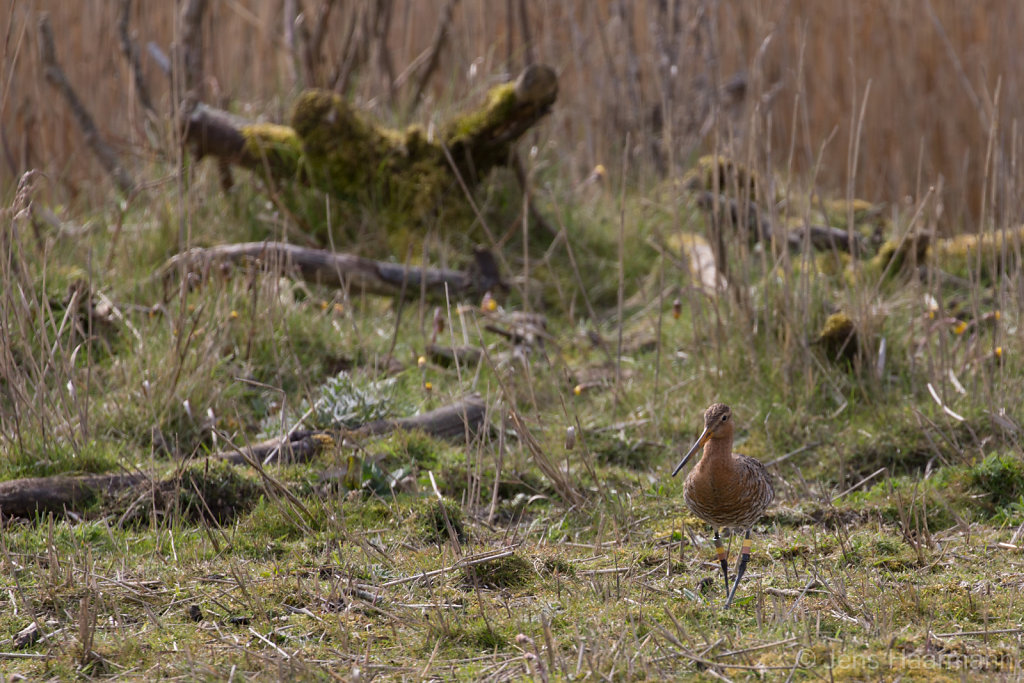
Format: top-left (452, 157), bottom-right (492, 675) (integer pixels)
top-left (462, 554), bottom-right (534, 589)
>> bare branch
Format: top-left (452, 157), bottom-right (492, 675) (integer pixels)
top-left (517, 0), bottom-right (534, 67)
top-left (178, 0), bottom-right (209, 105)
top-left (331, 4), bottom-right (368, 93)
top-left (37, 14), bottom-right (134, 195)
top-left (374, 0), bottom-right (397, 104)
top-left (283, 0), bottom-right (300, 85)
top-left (409, 0), bottom-right (460, 113)
top-left (117, 0), bottom-right (155, 116)
top-left (308, 0), bottom-right (337, 75)
top-left (295, 0), bottom-right (339, 88)
top-left (146, 41), bottom-right (171, 74)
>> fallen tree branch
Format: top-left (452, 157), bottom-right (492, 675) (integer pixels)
top-left (38, 14), bottom-right (134, 195)
top-left (0, 473), bottom-right (147, 518)
top-left (426, 343), bottom-right (483, 367)
top-left (216, 430), bottom-right (333, 466)
top-left (214, 394), bottom-right (487, 466)
top-left (182, 104), bottom-right (268, 169)
top-left (356, 393), bottom-right (487, 440)
top-left (791, 223), bottom-right (865, 255)
top-left (696, 191), bottom-right (865, 254)
top-left (0, 396), bottom-right (487, 518)
top-left (160, 241), bottom-right (505, 302)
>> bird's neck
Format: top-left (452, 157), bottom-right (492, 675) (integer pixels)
top-left (701, 435), bottom-right (735, 469)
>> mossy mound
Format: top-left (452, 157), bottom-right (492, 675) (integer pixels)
top-left (175, 460), bottom-right (263, 524)
top-left (848, 478), bottom-right (963, 531)
top-left (934, 225), bottom-right (1024, 282)
top-left (378, 429), bottom-right (453, 470)
top-left (432, 617), bottom-right (510, 652)
top-left (822, 198), bottom-right (884, 227)
top-left (241, 122), bottom-right (304, 181)
top-left (113, 460), bottom-right (263, 526)
top-left (813, 312), bottom-right (858, 365)
top-left (461, 553), bottom-right (534, 589)
top-left (290, 90), bottom-right (451, 223)
top-left (869, 232), bottom-right (931, 276)
top-left (409, 497), bottom-right (467, 545)
top-left (682, 154), bottom-right (760, 200)
top-left (538, 554), bottom-right (576, 577)
top-left (969, 452), bottom-right (1024, 510)
top-left (588, 431), bottom-right (663, 469)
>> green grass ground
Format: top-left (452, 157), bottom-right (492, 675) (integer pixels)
top-left (2, 158), bottom-right (1024, 681)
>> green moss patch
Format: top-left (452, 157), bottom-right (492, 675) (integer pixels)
top-left (113, 460), bottom-right (263, 526)
top-left (587, 430), bottom-right (663, 469)
top-left (175, 460), bottom-right (263, 524)
top-left (814, 312), bottom-right (858, 365)
top-left (969, 452), bottom-right (1024, 510)
top-left (409, 497), bottom-right (466, 545)
top-left (461, 553), bottom-right (534, 589)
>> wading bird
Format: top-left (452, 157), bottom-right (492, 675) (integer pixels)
top-left (672, 403), bottom-right (774, 607)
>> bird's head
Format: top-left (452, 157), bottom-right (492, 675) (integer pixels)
top-left (703, 403), bottom-right (733, 437)
top-left (671, 403), bottom-right (733, 477)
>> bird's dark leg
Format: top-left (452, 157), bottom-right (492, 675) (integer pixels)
top-left (725, 530), bottom-right (752, 607)
top-left (713, 529), bottom-right (728, 593)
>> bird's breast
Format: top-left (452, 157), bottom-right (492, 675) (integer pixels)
top-left (683, 456), bottom-right (773, 529)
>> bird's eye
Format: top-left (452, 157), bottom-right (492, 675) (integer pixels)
top-left (721, 415), bottom-right (729, 422)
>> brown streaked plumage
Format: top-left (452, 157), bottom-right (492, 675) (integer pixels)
top-left (672, 403), bottom-right (774, 607)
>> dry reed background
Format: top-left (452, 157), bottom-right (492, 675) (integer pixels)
top-left (3, 0), bottom-right (1024, 228)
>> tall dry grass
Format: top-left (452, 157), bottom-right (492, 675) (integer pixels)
top-left (2, 0), bottom-right (1023, 228)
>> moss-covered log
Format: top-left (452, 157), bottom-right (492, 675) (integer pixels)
top-left (184, 65), bottom-right (558, 222)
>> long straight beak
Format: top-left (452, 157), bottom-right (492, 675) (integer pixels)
top-left (671, 426), bottom-right (712, 477)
